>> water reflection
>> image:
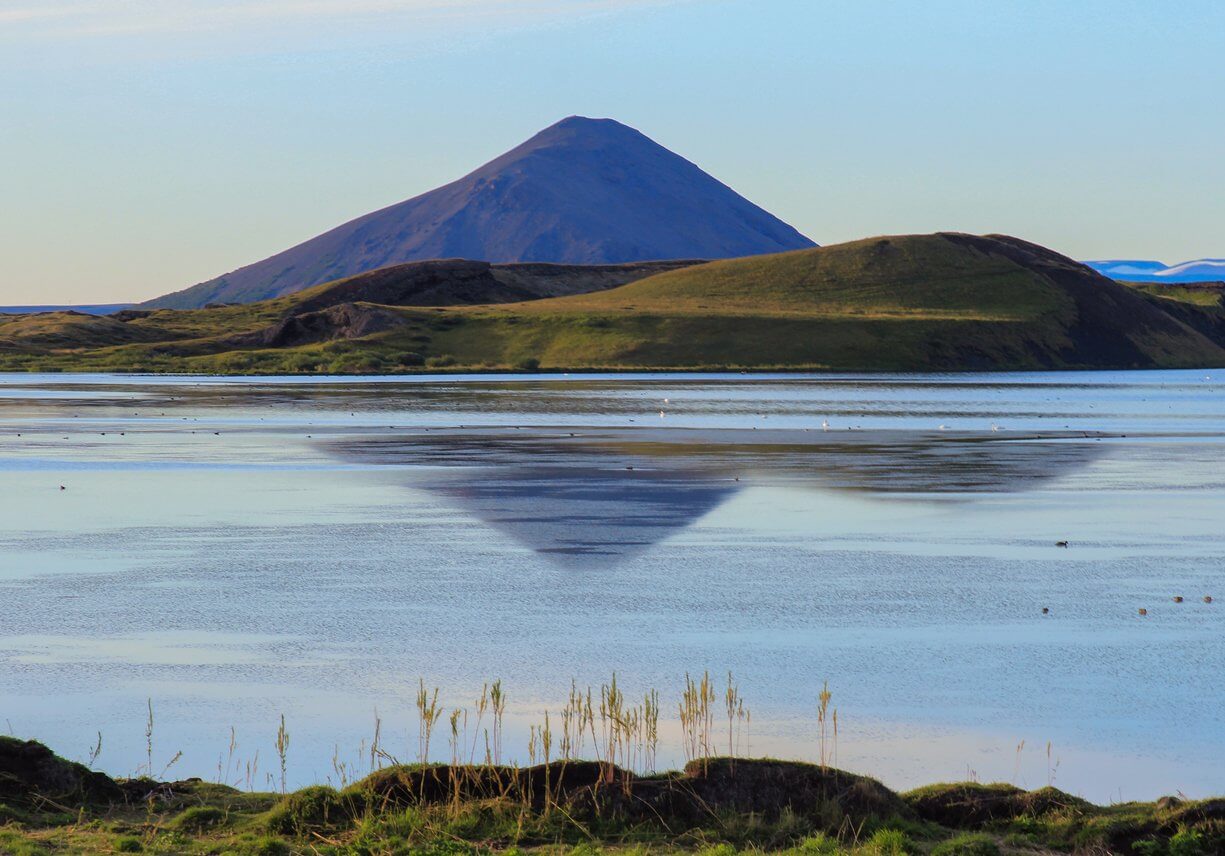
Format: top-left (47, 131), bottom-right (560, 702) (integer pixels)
top-left (330, 429), bottom-right (1110, 561)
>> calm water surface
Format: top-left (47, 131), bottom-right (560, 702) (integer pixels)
top-left (0, 371), bottom-right (1222, 801)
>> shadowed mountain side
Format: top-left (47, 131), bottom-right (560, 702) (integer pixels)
top-left (287, 258), bottom-right (703, 314)
top-left (215, 258), bottom-right (701, 347)
top-left (325, 429), bottom-right (1109, 562)
top-left (144, 116), bottom-right (815, 308)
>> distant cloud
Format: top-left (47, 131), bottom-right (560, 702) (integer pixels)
top-left (0, 0), bottom-right (683, 39)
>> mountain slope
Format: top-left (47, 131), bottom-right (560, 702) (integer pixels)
top-left (425, 233), bottom-right (1224, 370)
top-left (144, 117), bottom-right (815, 309)
top-left (9, 234), bottom-right (1225, 373)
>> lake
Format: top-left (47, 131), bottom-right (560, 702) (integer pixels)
top-left (0, 370), bottom-right (1222, 802)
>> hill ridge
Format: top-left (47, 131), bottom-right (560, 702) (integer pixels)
top-left (10, 233), bottom-right (1225, 373)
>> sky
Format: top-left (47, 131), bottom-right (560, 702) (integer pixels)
top-left (1, 0), bottom-right (1223, 304)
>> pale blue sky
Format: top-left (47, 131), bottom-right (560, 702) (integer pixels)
top-left (2, 0), bottom-right (1223, 303)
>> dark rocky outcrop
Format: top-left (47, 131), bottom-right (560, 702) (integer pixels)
top-left (352, 757), bottom-right (908, 829)
top-left (0, 736), bottom-right (123, 807)
top-left (288, 258), bottom-right (700, 315)
top-left (222, 302), bottom-right (406, 349)
top-left (904, 782), bottom-right (1092, 828)
top-left (208, 258), bottom-right (701, 350)
top-left (112, 309), bottom-right (154, 322)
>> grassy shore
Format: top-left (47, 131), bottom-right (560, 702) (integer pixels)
top-left (1, 738), bottom-right (1220, 856)
top-left (2, 670), bottom-right (1219, 856)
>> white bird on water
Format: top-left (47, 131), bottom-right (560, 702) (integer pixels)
top-left (659, 410), bottom-right (665, 419)
top-left (822, 419), bottom-right (830, 431)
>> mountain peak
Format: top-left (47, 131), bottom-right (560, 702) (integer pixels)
top-left (144, 118), bottom-right (816, 309)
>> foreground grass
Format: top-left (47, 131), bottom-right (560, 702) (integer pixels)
top-left (2, 741), bottom-right (1220, 856)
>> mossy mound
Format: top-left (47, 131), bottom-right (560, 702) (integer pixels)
top-left (353, 758), bottom-right (907, 833)
top-left (264, 785), bottom-right (359, 835)
top-left (929, 832), bottom-right (1000, 856)
top-left (902, 782), bottom-right (1089, 828)
top-left (0, 736), bottom-right (123, 807)
top-left (1167, 797), bottom-right (1225, 826)
top-left (172, 805), bottom-right (229, 832)
top-left (681, 758), bottom-right (909, 824)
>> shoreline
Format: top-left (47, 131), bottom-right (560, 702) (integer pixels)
top-left (2, 737), bottom-right (1221, 856)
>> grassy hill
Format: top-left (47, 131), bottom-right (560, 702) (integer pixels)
top-left (5, 233), bottom-right (1225, 373)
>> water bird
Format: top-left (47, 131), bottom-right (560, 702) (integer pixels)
top-left (938, 424), bottom-right (947, 431)
top-left (822, 420), bottom-right (829, 431)
top-left (1041, 607), bottom-right (1049, 614)
top-left (659, 411), bottom-right (665, 418)
top-left (1138, 608), bottom-right (1148, 616)
top-left (1206, 596), bottom-right (1215, 604)
top-left (1055, 541), bottom-right (1069, 548)
top-left (1173, 596), bottom-right (1184, 603)
top-left (991, 424), bottom-right (1000, 432)
top-left (59, 485), bottom-right (65, 491)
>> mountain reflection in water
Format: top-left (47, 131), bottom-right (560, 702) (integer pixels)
top-left (330, 428), bottom-right (1109, 562)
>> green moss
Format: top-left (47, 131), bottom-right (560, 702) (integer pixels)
top-left (1168, 827), bottom-right (1212, 856)
top-left (863, 828), bottom-right (912, 855)
top-left (930, 832), bottom-right (1000, 856)
top-left (786, 834), bottom-right (841, 854)
top-left (263, 785), bottom-right (356, 835)
top-left (172, 805), bottom-right (228, 832)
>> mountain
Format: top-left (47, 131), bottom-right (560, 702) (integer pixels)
top-left (1085, 258), bottom-right (1225, 283)
top-left (9, 234), bottom-right (1225, 373)
top-left (1159, 260), bottom-right (1225, 281)
top-left (143, 117), bottom-right (816, 309)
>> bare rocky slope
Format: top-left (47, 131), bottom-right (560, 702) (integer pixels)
top-left (144, 117), bottom-right (814, 309)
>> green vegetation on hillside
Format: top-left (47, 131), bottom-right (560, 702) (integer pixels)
top-left (1122, 281), bottom-right (1225, 308)
top-left (4, 234), bottom-right (1225, 373)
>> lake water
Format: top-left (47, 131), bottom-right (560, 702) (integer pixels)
top-left (0, 370), bottom-right (1222, 802)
